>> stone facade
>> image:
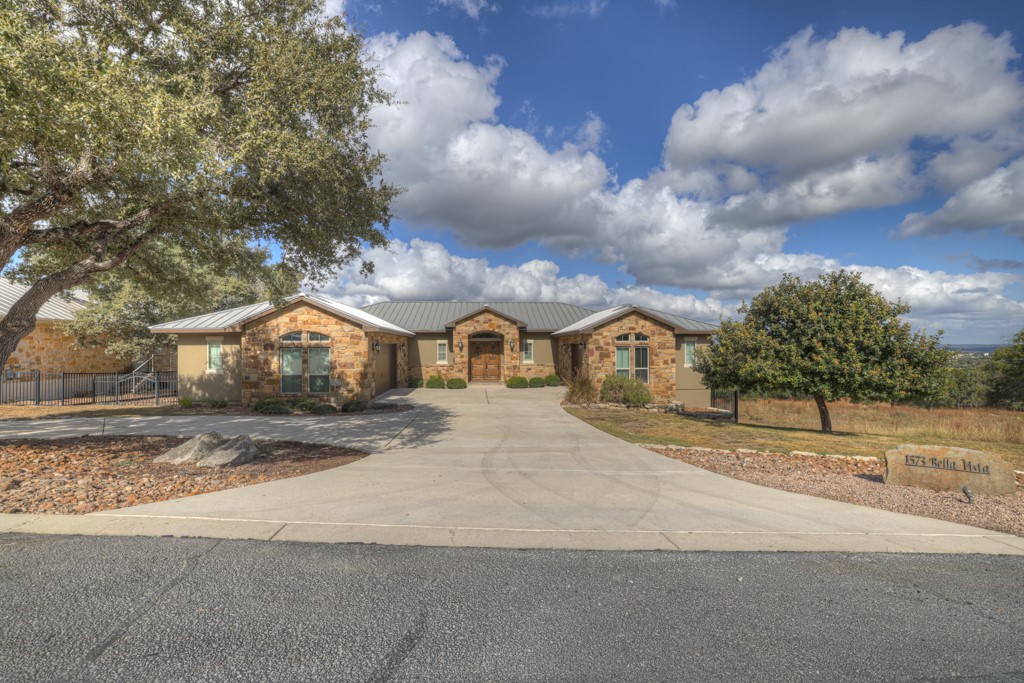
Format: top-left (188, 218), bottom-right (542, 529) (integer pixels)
top-left (239, 301), bottom-right (406, 404)
top-left (365, 331), bottom-right (410, 398)
top-left (3, 321), bottom-right (129, 373)
top-left (556, 333), bottom-right (589, 381)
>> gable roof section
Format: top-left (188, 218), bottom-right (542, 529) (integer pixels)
top-left (149, 294), bottom-right (414, 337)
top-left (442, 304), bottom-right (529, 329)
top-left (361, 301), bottom-right (597, 332)
top-left (0, 279), bottom-right (86, 321)
top-left (552, 304), bottom-right (717, 336)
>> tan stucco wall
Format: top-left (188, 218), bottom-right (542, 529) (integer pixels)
top-left (4, 321), bottom-right (130, 373)
top-left (410, 333), bottom-right (455, 382)
top-left (675, 334), bottom-right (712, 407)
top-left (518, 333), bottom-right (557, 380)
top-left (176, 332), bottom-right (243, 402)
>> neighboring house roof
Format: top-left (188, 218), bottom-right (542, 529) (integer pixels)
top-left (0, 279), bottom-right (86, 321)
top-left (149, 293), bottom-right (414, 337)
top-left (552, 304), bottom-right (717, 336)
top-left (361, 301), bottom-right (597, 333)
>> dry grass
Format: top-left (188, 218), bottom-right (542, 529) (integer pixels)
top-left (566, 399), bottom-right (1024, 471)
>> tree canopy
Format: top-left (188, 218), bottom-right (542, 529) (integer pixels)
top-left (988, 329), bottom-right (1024, 410)
top-left (693, 270), bottom-right (947, 433)
top-left (0, 0), bottom-right (397, 365)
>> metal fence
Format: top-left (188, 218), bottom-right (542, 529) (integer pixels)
top-left (0, 370), bottom-right (178, 406)
top-left (711, 389), bottom-right (739, 423)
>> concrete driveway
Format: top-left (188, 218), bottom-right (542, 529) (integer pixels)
top-left (1, 386), bottom-right (1022, 553)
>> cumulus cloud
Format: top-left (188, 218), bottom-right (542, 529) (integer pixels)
top-left (435, 0), bottom-right (498, 20)
top-left (900, 157), bottom-right (1024, 238)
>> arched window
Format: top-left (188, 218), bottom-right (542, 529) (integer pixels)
top-left (634, 332), bottom-right (649, 342)
top-left (615, 333), bottom-right (630, 342)
top-left (309, 332), bottom-right (330, 342)
top-left (280, 331), bottom-right (302, 342)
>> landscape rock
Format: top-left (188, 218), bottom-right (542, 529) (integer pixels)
top-left (0, 478), bottom-right (20, 492)
top-left (154, 432), bottom-right (256, 468)
top-left (884, 444), bottom-right (1016, 496)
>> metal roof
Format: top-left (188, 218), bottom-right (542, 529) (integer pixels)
top-left (552, 304), bottom-right (717, 336)
top-left (149, 294), bottom-right (414, 337)
top-left (361, 301), bottom-right (598, 332)
top-left (0, 279), bottom-right (86, 321)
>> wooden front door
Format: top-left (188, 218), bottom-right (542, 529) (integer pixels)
top-left (470, 341), bottom-right (501, 382)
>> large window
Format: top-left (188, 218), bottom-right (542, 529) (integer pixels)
top-left (684, 340), bottom-right (696, 367)
top-left (308, 347), bottom-right (330, 393)
top-left (281, 348), bottom-right (302, 393)
top-left (615, 347), bottom-right (630, 377)
top-left (522, 339), bottom-right (534, 363)
top-left (207, 338), bottom-right (223, 372)
top-left (634, 346), bottom-right (649, 383)
top-left (437, 341), bottom-right (449, 364)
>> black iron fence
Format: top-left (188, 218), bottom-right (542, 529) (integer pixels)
top-left (0, 370), bottom-right (178, 406)
top-left (711, 388), bottom-right (739, 423)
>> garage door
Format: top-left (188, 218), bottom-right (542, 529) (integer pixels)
top-left (374, 343), bottom-right (397, 394)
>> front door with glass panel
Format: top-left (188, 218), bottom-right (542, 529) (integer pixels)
top-left (470, 342), bottom-right (501, 382)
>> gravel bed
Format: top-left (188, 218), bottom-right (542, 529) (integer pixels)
top-left (0, 435), bottom-right (366, 514)
top-left (646, 445), bottom-right (1024, 537)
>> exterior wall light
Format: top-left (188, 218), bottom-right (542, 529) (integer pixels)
top-left (509, 339), bottom-right (516, 352)
top-left (457, 339), bottom-right (464, 352)
top-left (373, 340), bottom-right (381, 353)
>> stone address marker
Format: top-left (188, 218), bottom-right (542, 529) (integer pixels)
top-left (884, 444), bottom-right (1017, 496)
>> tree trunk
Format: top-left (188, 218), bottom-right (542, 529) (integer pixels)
top-left (813, 394), bottom-right (833, 434)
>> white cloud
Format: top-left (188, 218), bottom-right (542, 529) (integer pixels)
top-left (900, 157), bottom-right (1024, 238)
top-left (525, 1), bottom-right (607, 19)
top-left (435, 0), bottom-right (498, 20)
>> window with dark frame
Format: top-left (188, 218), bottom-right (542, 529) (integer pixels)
top-left (281, 348), bottom-right (302, 393)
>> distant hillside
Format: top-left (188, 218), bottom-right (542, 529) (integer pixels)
top-left (946, 344), bottom-right (1008, 355)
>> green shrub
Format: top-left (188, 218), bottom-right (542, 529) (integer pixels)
top-left (178, 396), bottom-right (193, 409)
top-left (204, 399), bottom-right (228, 409)
top-left (311, 402), bottom-right (338, 414)
top-left (292, 398), bottom-right (317, 412)
top-left (622, 380), bottom-right (652, 407)
top-left (528, 376), bottom-right (546, 388)
top-left (253, 398), bottom-right (291, 414)
top-left (425, 374), bottom-right (446, 389)
top-left (341, 399), bottom-right (366, 413)
top-left (446, 377), bottom-right (467, 389)
top-left (506, 376), bottom-right (528, 389)
top-left (600, 375), bottom-right (629, 403)
top-left (565, 367), bottom-right (598, 405)
top-left (408, 378), bottom-right (425, 388)
top-left (544, 374), bottom-right (561, 387)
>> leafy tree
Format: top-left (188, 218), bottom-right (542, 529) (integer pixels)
top-left (987, 329), bottom-right (1024, 409)
top-left (61, 241), bottom-right (300, 361)
top-left (0, 0), bottom-right (397, 368)
top-left (694, 271), bottom-right (946, 433)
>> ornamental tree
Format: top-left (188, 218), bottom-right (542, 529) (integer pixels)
top-left (693, 270), bottom-right (947, 433)
top-left (0, 0), bottom-right (397, 368)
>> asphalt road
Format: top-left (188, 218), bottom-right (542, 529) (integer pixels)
top-left (0, 534), bottom-right (1022, 682)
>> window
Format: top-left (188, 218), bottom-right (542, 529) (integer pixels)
top-left (437, 341), bottom-right (449, 364)
top-left (281, 348), bottom-right (302, 393)
top-left (634, 346), bottom-right (649, 383)
top-left (207, 338), bottom-right (223, 372)
top-left (684, 339), bottom-right (696, 367)
top-left (308, 347), bottom-right (330, 393)
top-left (309, 332), bottom-right (330, 343)
top-left (634, 332), bottom-right (649, 342)
top-left (615, 333), bottom-right (631, 343)
top-left (523, 339), bottom-right (534, 363)
top-left (280, 331), bottom-right (302, 342)
top-left (615, 347), bottom-right (630, 377)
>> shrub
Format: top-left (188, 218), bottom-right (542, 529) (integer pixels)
top-left (408, 378), bottom-right (425, 388)
top-left (311, 402), bottom-right (338, 414)
top-left (446, 377), bottom-right (467, 389)
top-left (253, 398), bottom-right (291, 414)
top-left (341, 399), bottom-right (366, 413)
top-left (622, 380), bottom-right (652, 407)
top-left (425, 374), bottom-right (446, 389)
top-left (292, 398), bottom-right (317, 412)
top-left (178, 396), bottom-right (193, 409)
top-left (529, 376), bottom-right (546, 388)
top-left (600, 375), bottom-right (629, 404)
top-left (544, 374), bottom-right (561, 387)
top-left (506, 376), bottom-right (528, 389)
top-left (565, 366), bottom-right (598, 405)
top-left (204, 399), bottom-right (228, 409)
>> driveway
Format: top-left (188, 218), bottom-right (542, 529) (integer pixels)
top-left (1, 386), bottom-right (1022, 553)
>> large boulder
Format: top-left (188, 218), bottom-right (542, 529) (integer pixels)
top-left (155, 433), bottom-right (257, 468)
top-left (884, 444), bottom-right (1016, 496)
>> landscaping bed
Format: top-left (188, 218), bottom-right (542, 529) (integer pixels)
top-left (0, 436), bottom-right (366, 515)
top-left (646, 445), bottom-right (1024, 537)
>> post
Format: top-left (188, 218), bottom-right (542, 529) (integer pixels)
top-left (115, 373), bottom-right (120, 405)
top-left (34, 370), bottom-right (40, 406)
top-left (733, 390), bottom-right (739, 424)
top-left (60, 372), bottom-right (65, 406)
top-left (155, 372), bottom-right (160, 406)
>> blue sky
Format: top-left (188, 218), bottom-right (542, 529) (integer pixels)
top-left (318, 0), bottom-right (1024, 343)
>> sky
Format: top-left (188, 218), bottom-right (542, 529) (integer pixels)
top-left (314, 0), bottom-right (1024, 344)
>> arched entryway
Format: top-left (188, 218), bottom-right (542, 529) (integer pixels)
top-left (469, 331), bottom-right (503, 382)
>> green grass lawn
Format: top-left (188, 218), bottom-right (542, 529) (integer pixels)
top-left (565, 406), bottom-right (1024, 471)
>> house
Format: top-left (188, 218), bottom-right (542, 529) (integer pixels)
top-left (151, 295), bottom-right (717, 406)
top-left (0, 279), bottom-right (129, 373)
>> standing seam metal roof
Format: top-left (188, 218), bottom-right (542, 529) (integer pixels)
top-left (552, 304), bottom-right (717, 335)
top-left (0, 279), bottom-right (86, 321)
top-left (360, 301), bottom-right (598, 332)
